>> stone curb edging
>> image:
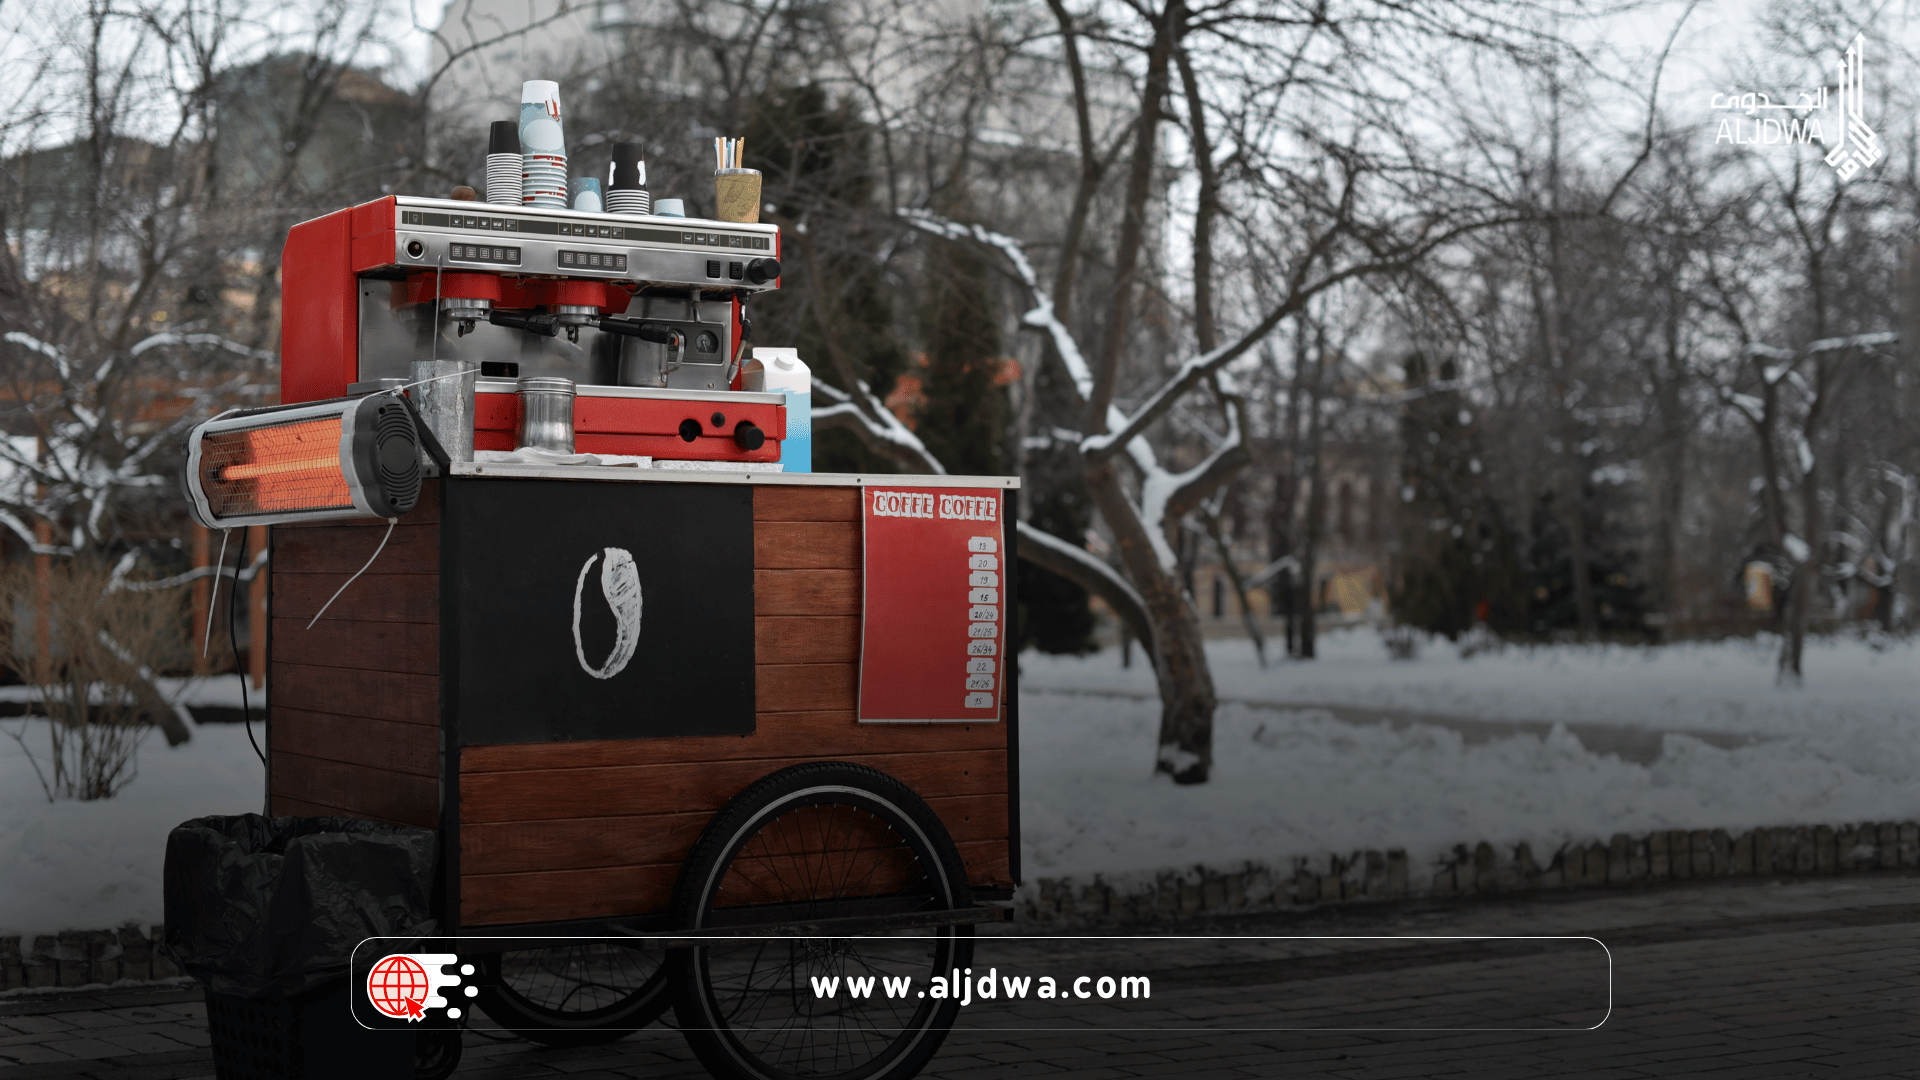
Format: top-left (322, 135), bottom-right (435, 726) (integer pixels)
top-left (1020, 820), bottom-right (1920, 927)
top-left (0, 926), bottom-right (180, 992)
top-left (8, 820), bottom-right (1916, 983)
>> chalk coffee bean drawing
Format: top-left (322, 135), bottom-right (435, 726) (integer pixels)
top-left (572, 547), bottom-right (641, 679)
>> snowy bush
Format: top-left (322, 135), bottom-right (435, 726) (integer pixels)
top-left (1, 557), bottom-right (187, 801)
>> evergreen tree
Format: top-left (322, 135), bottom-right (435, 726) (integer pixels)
top-left (1388, 354), bottom-right (1527, 639)
top-left (738, 84), bottom-right (910, 473)
top-left (1013, 448), bottom-right (1100, 656)
top-left (913, 225), bottom-right (1009, 475)
top-left (1526, 486), bottom-right (1650, 635)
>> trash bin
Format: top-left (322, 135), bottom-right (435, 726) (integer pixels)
top-left (163, 814), bottom-right (444, 1079)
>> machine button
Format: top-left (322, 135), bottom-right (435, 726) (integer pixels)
top-left (728, 261), bottom-right (744, 280)
top-left (706, 260), bottom-right (722, 278)
top-left (733, 421), bottom-right (765, 451)
top-left (678, 419), bottom-right (701, 442)
top-left (404, 240), bottom-right (424, 259)
top-left (710, 412), bottom-right (726, 428)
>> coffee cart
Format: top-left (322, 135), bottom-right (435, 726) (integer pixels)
top-left (214, 194), bottom-right (1020, 1080)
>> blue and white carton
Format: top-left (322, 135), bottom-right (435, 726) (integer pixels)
top-left (744, 348), bottom-right (810, 473)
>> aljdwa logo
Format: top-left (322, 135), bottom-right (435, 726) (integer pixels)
top-left (1711, 32), bottom-right (1881, 180)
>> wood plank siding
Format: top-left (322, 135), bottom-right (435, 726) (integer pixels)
top-left (267, 479), bottom-right (1015, 931)
top-left (267, 486), bottom-right (443, 829)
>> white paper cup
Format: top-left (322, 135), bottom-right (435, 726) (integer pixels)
top-left (519, 81), bottom-right (565, 159)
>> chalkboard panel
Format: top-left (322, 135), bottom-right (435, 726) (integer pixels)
top-left (445, 478), bottom-right (754, 745)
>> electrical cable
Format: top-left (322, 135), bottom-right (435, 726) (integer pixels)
top-left (228, 528), bottom-right (264, 767)
top-left (203, 528), bottom-right (230, 658)
top-left (304, 519), bottom-right (396, 629)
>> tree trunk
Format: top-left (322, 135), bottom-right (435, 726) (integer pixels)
top-left (1295, 328), bottom-right (1330, 659)
top-left (1560, 458), bottom-right (1599, 635)
top-left (1202, 504), bottom-right (1266, 668)
top-left (1086, 460), bottom-right (1216, 784)
top-left (1780, 424), bottom-right (1824, 684)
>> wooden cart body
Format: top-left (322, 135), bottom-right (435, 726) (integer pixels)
top-left (265, 465), bottom-right (1020, 935)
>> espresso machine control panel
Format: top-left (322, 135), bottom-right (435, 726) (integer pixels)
top-left (390, 199), bottom-right (780, 290)
top-left (280, 194), bottom-right (787, 464)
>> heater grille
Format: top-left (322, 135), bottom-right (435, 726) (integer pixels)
top-left (197, 416), bottom-right (353, 519)
top-left (367, 398), bottom-right (423, 511)
top-left (184, 396), bottom-right (425, 527)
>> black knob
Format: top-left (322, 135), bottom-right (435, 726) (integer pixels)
top-left (710, 412), bottom-right (726, 427)
top-left (733, 421), bottom-right (765, 451)
top-left (678, 419), bottom-right (701, 442)
top-left (745, 257), bottom-right (781, 285)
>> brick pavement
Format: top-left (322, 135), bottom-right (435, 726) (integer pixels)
top-left (2, 872), bottom-right (1915, 1078)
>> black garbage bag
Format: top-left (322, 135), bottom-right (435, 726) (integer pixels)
top-left (163, 814), bottom-right (438, 998)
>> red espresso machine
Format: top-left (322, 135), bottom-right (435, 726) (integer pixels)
top-left (279, 195), bottom-right (785, 460)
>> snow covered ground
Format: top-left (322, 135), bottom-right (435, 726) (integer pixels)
top-left (3, 633), bottom-right (1916, 936)
top-left (1, 675), bottom-right (265, 937)
top-left (1019, 630), bottom-right (1920, 880)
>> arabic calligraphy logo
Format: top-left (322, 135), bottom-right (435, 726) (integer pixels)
top-left (1708, 32), bottom-right (1881, 181)
top-left (1823, 33), bottom-right (1880, 180)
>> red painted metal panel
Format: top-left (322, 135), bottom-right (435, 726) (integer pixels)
top-left (472, 393), bottom-right (783, 462)
top-left (280, 208), bottom-right (356, 404)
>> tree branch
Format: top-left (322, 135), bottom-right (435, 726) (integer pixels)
top-left (1016, 519), bottom-right (1156, 669)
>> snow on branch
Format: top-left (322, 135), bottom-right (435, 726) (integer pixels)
top-left (900, 209), bottom-right (1093, 403)
top-left (1137, 393), bottom-right (1246, 574)
top-left (1807, 331), bottom-right (1898, 354)
top-left (0, 508), bottom-right (73, 555)
top-left (131, 332), bottom-right (277, 363)
top-left (1016, 519), bottom-right (1155, 666)
top-left (104, 547), bottom-right (270, 593)
top-left (1246, 555), bottom-right (1300, 590)
top-left (1722, 389), bottom-right (1766, 425)
top-left (812, 379), bottom-right (947, 475)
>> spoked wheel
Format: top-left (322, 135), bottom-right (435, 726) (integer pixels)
top-left (671, 761), bottom-right (975, 1080)
top-left (474, 941), bottom-right (671, 1046)
top-left (413, 1028), bottom-right (463, 1079)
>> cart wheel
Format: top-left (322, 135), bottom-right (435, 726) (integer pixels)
top-left (671, 761), bottom-right (974, 1080)
top-left (474, 941), bottom-right (671, 1046)
top-left (414, 1028), bottom-right (462, 1079)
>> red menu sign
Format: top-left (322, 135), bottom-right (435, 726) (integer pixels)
top-left (859, 487), bottom-right (1006, 722)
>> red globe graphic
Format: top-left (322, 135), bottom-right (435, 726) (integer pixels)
top-left (367, 955), bottom-right (430, 1019)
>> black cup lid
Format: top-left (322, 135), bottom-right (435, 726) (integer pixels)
top-left (611, 141), bottom-right (645, 189)
top-left (489, 120), bottom-right (521, 155)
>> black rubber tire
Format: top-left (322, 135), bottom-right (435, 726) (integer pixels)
top-left (413, 1028), bottom-right (462, 1079)
top-left (473, 942), bottom-right (671, 1047)
top-left (670, 761), bottom-right (974, 1080)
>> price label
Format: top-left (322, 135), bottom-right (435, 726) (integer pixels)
top-left (859, 488), bottom-right (1008, 722)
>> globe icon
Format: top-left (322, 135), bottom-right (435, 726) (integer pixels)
top-left (368, 954), bottom-right (430, 1019)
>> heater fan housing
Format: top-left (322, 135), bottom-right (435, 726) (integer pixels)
top-left (183, 395), bottom-right (424, 528)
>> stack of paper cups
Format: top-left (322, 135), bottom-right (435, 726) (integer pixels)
top-left (605, 188), bottom-right (650, 215)
top-left (519, 80), bottom-right (568, 208)
top-left (572, 177), bottom-right (602, 213)
top-left (605, 141), bottom-right (651, 216)
top-left (484, 122), bottom-right (522, 206)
